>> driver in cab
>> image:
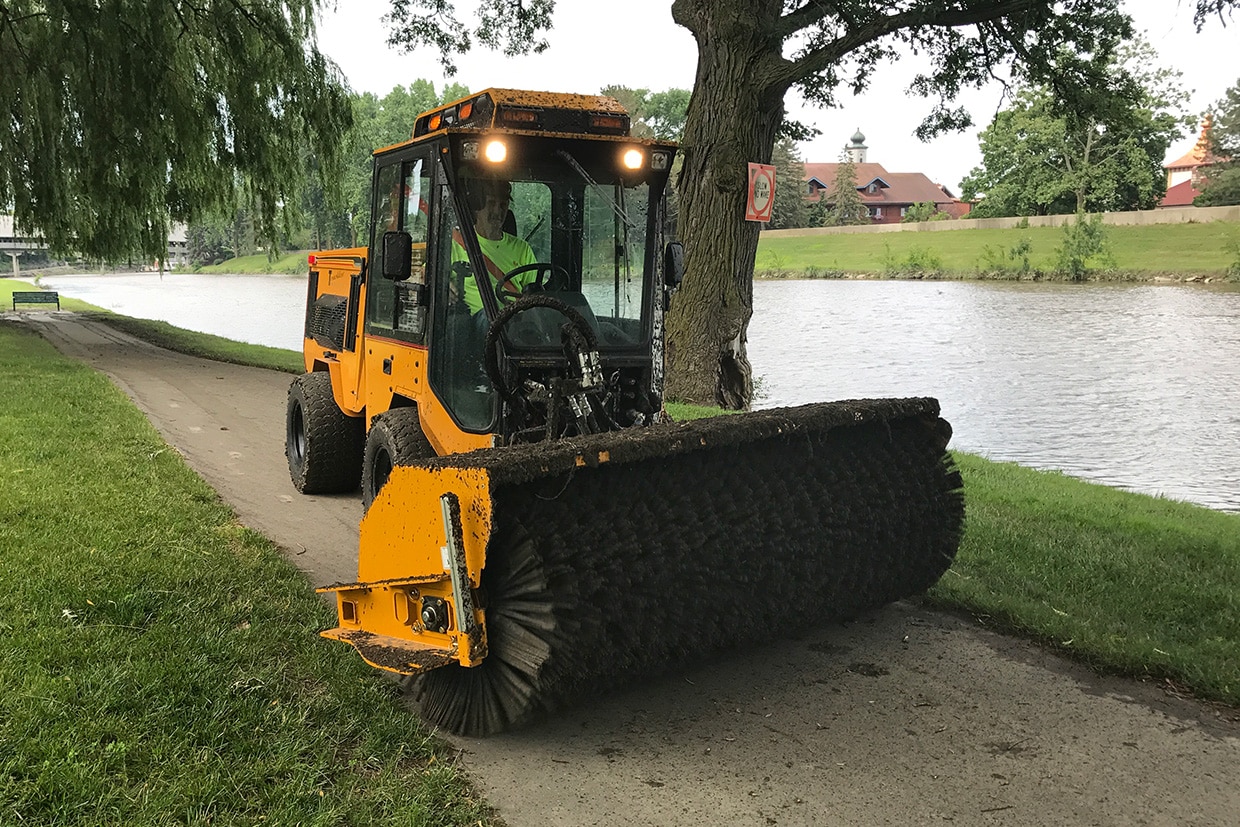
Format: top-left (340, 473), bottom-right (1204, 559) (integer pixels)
top-left (454, 179), bottom-right (536, 315)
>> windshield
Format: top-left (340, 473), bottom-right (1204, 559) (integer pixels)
top-left (453, 141), bottom-right (659, 349)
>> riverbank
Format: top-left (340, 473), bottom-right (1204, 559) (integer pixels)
top-left (756, 220), bottom-right (1240, 281)
top-left (4, 287), bottom-right (1236, 712)
top-left (132, 219), bottom-right (1240, 283)
top-left (195, 250), bottom-right (311, 275)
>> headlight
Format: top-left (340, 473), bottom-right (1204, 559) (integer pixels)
top-left (622, 148), bottom-right (644, 170)
top-left (484, 140), bottom-right (507, 163)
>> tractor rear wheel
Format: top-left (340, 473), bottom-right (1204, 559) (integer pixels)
top-left (362, 407), bottom-right (435, 509)
top-left (286, 372), bottom-right (363, 494)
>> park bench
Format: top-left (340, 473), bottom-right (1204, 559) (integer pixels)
top-left (11, 291), bottom-right (60, 311)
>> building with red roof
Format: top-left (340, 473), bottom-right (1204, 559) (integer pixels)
top-left (1159, 117), bottom-right (1222, 209)
top-left (804, 130), bottom-right (970, 223)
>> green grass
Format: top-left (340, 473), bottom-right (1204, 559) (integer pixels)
top-left (196, 251), bottom-right (314, 275)
top-left (665, 401), bottom-right (736, 420)
top-left (932, 453), bottom-right (1239, 703)
top-left (757, 221), bottom-right (1240, 279)
top-left (0, 321), bottom-right (495, 826)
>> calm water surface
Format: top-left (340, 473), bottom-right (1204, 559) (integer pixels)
top-left (749, 280), bottom-right (1240, 512)
top-left (42, 272), bottom-right (308, 351)
top-left (42, 273), bottom-right (1240, 512)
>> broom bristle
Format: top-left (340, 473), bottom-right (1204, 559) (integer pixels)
top-left (409, 402), bottom-right (964, 736)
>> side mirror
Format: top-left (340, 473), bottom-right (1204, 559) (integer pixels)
top-left (663, 241), bottom-right (684, 289)
top-left (382, 230), bottom-right (412, 281)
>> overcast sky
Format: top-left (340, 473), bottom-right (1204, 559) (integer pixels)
top-left (316, 1), bottom-right (1237, 192)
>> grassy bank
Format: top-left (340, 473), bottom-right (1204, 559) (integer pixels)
top-left (933, 454), bottom-right (1238, 703)
top-left (0, 321), bottom-right (494, 825)
top-left (93, 313), bottom-right (306, 373)
top-left (195, 251), bottom-right (312, 275)
top-left (757, 220), bottom-right (1240, 279)
top-left (1, 277), bottom-right (104, 312)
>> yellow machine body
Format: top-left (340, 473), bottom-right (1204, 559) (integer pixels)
top-left (290, 90), bottom-right (965, 736)
top-left (320, 465), bottom-right (493, 672)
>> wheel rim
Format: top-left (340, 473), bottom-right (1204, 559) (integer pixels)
top-left (290, 403), bottom-right (307, 465)
top-left (372, 446), bottom-right (393, 497)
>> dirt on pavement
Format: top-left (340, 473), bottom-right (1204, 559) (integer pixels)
top-left (17, 311), bottom-right (1240, 827)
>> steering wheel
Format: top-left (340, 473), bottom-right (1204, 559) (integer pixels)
top-left (483, 294), bottom-right (600, 400)
top-left (494, 262), bottom-right (571, 303)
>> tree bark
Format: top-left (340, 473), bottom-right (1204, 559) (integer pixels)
top-left (665, 0), bottom-right (787, 409)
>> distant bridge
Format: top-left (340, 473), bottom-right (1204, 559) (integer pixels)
top-left (1, 215), bottom-right (188, 274)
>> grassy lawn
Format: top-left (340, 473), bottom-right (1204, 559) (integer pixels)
top-left (0, 321), bottom-right (494, 825)
top-left (195, 251), bottom-right (313, 275)
top-left (757, 220), bottom-right (1240, 278)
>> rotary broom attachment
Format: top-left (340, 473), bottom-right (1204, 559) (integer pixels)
top-left (321, 397), bottom-right (964, 736)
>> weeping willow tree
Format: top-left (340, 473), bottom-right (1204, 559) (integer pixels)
top-left (0, 1), bottom-right (352, 262)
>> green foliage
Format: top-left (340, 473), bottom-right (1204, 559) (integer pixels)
top-left (383, 0), bottom-right (553, 76)
top-left (961, 38), bottom-right (1191, 218)
top-left (1055, 212), bottom-right (1113, 280)
top-left (882, 243), bottom-right (943, 275)
top-left (185, 209), bottom-right (260, 266)
top-left (599, 86), bottom-right (690, 141)
top-left (979, 235), bottom-right (1035, 277)
top-left (0, 1), bottom-right (351, 263)
top-left (1196, 78), bottom-right (1240, 207)
top-left (768, 138), bottom-right (808, 229)
top-left (902, 201), bottom-right (950, 223)
top-left (822, 153), bottom-right (870, 226)
top-left (190, 80), bottom-right (468, 261)
top-left (1225, 235), bottom-right (1240, 281)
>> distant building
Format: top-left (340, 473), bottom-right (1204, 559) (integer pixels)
top-left (804, 129), bottom-right (971, 224)
top-left (1159, 117), bottom-right (1223, 209)
top-left (0, 215), bottom-right (188, 265)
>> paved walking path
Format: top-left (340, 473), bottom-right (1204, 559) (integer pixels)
top-left (16, 310), bottom-right (1240, 826)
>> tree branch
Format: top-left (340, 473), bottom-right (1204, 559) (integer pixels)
top-left (772, 0), bottom-right (1039, 90)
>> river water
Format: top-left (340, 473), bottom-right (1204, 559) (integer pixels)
top-left (40, 272), bottom-right (1240, 512)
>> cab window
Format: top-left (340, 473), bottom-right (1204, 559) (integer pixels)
top-left (365, 155), bottom-right (433, 343)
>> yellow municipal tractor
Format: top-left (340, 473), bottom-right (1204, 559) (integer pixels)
top-left (286, 89), bottom-right (964, 735)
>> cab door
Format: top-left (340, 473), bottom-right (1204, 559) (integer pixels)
top-left (362, 150), bottom-right (435, 418)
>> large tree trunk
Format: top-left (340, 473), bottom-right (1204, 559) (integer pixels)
top-left (666, 0), bottom-right (786, 409)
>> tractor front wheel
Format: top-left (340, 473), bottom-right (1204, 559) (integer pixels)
top-left (362, 407), bottom-right (435, 509)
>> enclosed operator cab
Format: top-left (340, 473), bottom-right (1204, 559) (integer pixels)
top-left (300, 89), bottom-right (681, 473)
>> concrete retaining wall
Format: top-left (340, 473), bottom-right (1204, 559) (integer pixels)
top-left (763, 205), bottom-right (1240, 238)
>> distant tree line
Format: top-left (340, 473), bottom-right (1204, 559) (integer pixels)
top-left (187, 61), bottom-right (1240, 267)
top-left (1196, 77), bottom-right (1240, 207)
